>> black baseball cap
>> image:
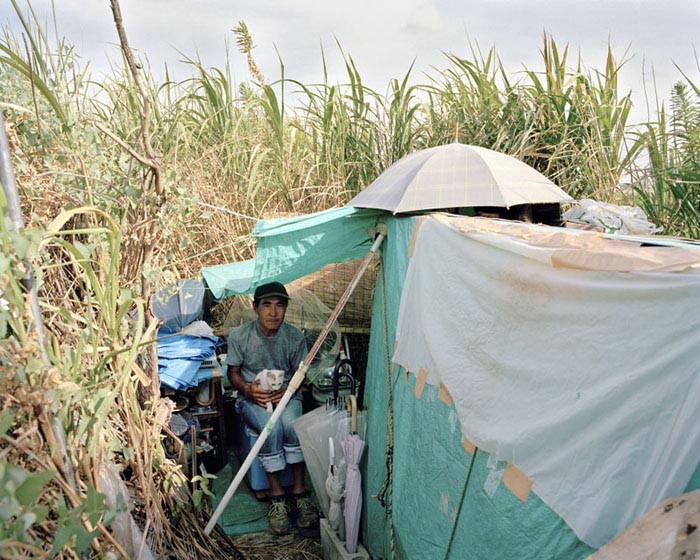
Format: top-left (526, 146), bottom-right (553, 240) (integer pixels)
top-left (253, 281), bottom-right (290, 302)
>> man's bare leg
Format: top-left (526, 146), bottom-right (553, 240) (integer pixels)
top-left (267, 471), bottom-right (285, 497)
top-left (291, 462), bottom-right (306, 495)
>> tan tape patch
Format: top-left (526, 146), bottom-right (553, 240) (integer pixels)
top-left (408, 216), bottom-right (428, 258)
top-left (502, 463), bottom-right (533, 503)
top-left (414, 368), bottom-right (428, 399)
top-left (437, 383), bottom-right (453, 406)
top-left (462, 437), bottom-right (476, 456)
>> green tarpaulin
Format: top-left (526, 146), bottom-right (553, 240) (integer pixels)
top-left (202, 207), bottom-right (382, 299)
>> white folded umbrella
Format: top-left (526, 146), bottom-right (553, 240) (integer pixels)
top-left (343, 396), bottom-right (365, 554)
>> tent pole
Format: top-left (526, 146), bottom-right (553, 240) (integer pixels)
top-left (0, 109), bottom-right (50, 365)
top-left (204, 226), bottom-right (386, 535)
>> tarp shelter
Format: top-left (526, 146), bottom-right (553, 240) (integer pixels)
top-left (202, 207), bottom-right (700, 559)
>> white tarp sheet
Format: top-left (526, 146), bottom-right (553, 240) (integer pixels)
top-left (392, 215), bottom-right (700, 548)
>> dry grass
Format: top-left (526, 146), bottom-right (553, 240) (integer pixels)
top-left (231, 532), bottom-right (323, 560)
top-left (0, 206), bottom-right (244, 558)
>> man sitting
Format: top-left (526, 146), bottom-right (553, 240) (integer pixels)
top-left (226, 282), bottom-right (319, 535)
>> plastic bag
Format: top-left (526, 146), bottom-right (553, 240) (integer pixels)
top-left (563, 198), bottom-right (662, 235)
top-left (98, 462), bottom-right (155, 560)
top-left (151, 279), bottom-right (206, 331)
top-left (293, 405), bottom-right (366, 518)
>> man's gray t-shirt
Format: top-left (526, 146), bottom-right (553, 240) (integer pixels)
top-left (226, 320), bottom-right (307, 398)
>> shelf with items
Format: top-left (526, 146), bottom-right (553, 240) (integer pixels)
top-left (162, 364), bottom-right (228, 476)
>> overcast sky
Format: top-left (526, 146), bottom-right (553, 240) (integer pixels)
top-left (2, 0), bottom-right (700, 123)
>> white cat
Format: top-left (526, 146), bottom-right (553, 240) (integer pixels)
top-left (254, 369), bottom-right (285, 413)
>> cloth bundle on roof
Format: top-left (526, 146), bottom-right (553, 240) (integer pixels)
top-left (563, 198), bottom-right (663, 235)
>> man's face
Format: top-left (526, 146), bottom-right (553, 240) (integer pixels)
top-left (254, 296), bottom-right (288, 334)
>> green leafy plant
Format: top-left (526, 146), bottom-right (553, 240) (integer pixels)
top-left (191, 473), bottom-right (216, 510)
top-left (0, 462), bottom-right (52, 553)
top-left (50, 485), bottom-right (125, 556)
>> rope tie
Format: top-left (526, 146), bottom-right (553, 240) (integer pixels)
top-left (443, 448), bottom-right (478, 560)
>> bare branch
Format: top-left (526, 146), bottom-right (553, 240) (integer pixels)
top-left (94, 122), bottom-right (153, 168)
top-left (108, 0), bottom-right (163, 197)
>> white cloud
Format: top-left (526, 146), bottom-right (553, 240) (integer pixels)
top-left (403, 4), bottom-right (449, 34)
top-left (2, 0), bottom-right (700, 120)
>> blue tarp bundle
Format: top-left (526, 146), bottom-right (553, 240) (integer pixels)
top-left (157, 327), bottom-right (223, 390)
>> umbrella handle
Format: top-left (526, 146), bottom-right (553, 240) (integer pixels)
top-left (347, 394), bottom-right (357, 434)
top-left (332, 359), bottom-right (355, 404)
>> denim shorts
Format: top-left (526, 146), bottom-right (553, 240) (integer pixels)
top-left (238, 398), bottom-right (304, 472)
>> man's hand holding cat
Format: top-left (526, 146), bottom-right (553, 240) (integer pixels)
top-left (246, 379), bottom-right (272, 408)
top-left (270, 386), bottom-right (287, 405)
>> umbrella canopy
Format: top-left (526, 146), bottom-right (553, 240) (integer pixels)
top-left (343, 396), bottom-right (365, 554)
top-left (347, 143), bottom-right (574, 213)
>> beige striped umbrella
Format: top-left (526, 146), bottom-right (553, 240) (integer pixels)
top-left (347, 143), bottom-right (573, 213)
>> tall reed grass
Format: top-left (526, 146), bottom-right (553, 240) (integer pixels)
top-left (6, 10), bottom-right (699, 274)
top-left (0, 198), bottom-right (241, 557)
